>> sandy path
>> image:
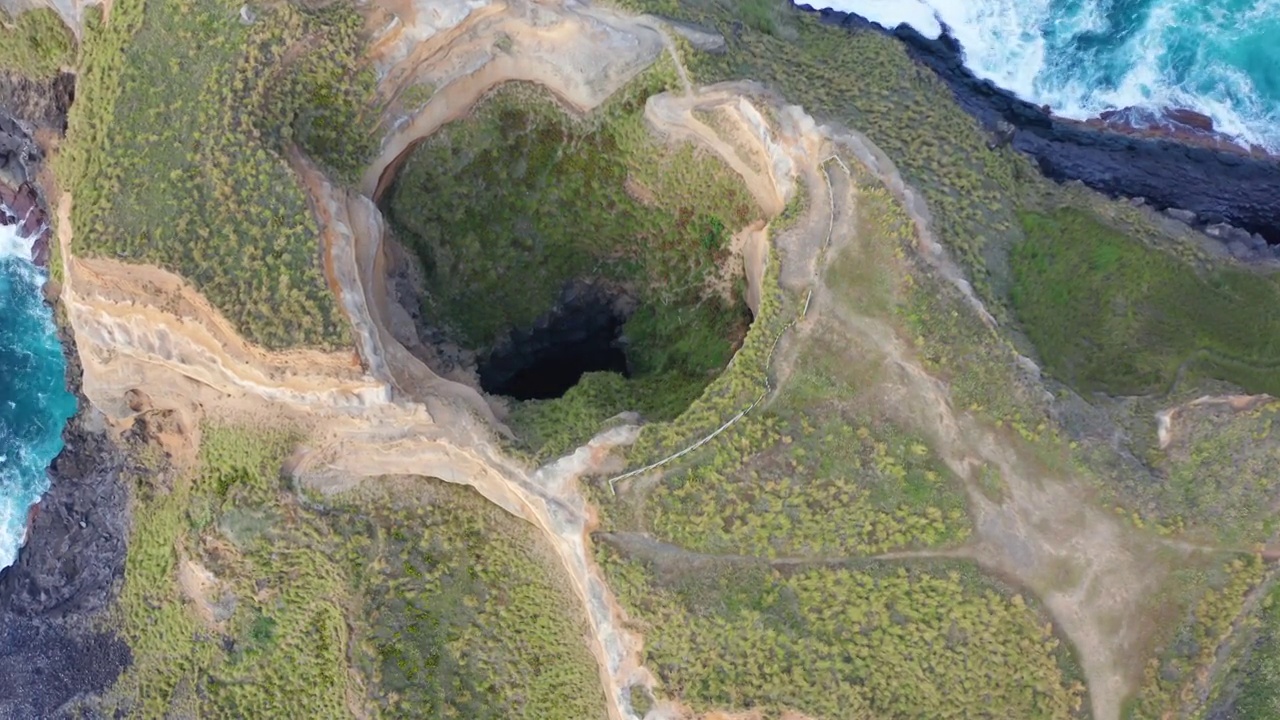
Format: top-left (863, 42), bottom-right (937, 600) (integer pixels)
top-left (790, 152), bottom-right (1162, 720)
top-left (56, 5), bottom-right (698, 718)
top-left (598, 531), bottom-right (971, 569)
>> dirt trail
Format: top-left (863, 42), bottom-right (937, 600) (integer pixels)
top-left (644, 85), bottom-right (794, 218)
top-left (790, 151), bottom-right (1165, 720)
top-left (363, 0), bottom-right (666, 199)
top-left (56, 5), bottom-right (718, 718)
top-left (598, 531), bottom-right (970, 569)
top-left (1156, 392), bottom-right (1273, 449)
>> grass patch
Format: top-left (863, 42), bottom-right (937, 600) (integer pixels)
top-left (1126, 554), bottom-right (1267, 719)
top-left (60, 0), bottom-right (376, 350)
top-left (1135, 399), bottom-right (1280, 545)
top-left (108, 425), bottom-right (350, 718)
top-left (1206, 577), bottom-right (1280, 720)
top-left (622, 242), bottom-right (793, 465)
top-left (599, 548), bottom-right (1085, 718)
top-left (643, 331), bottom-right (971, 558)
top-left (107, 424), bottom-right (607, 718)
top-left (0, 8), bottom-right (74, 79)
top-left (1012, 207), bottom-right (1280, 396)
top-left (340, 481), bottom-right (608, 719)
top-left (385, 75), bottom-right (756, 350)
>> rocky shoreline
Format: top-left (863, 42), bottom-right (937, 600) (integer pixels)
top-left (793, 3), bottom-right (1280, 245)
top-left (0, 318), bottom-right (131, 720)
top-left (0, 78), bottom-right (131, 718)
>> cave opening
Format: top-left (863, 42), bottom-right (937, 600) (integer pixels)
top-left (477, 292), bottom-right (632, 401)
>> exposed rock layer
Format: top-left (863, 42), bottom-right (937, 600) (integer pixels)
top-left (795, 3), bottom-right (1280, 243)
top-left (0, 71), bottom-right (72, 265)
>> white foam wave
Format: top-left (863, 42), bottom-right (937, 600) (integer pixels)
top-left (0, 217), bottom-right (54, 571)
top-left (0, 421), bottom-right (44, 571)
top-left (815, 0), bottom-right (1280, 152)
top-left (0, 484), bottom-right (26, 569)
top-left (0, 219), bottom-right (33, 263)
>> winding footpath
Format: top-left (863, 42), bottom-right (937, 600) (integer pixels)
top-left (49, 3), bottom-right (1273, 718)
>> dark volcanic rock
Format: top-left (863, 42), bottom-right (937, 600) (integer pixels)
top-left (0, 89), bottom-right (131, 718)
top-left (793, 3), bottom-right (1280, 243)
top-left (662, 17), bottom-right (728, 54)
top-left (0, 329), bottom-right (129, 618)
top-left (0, 70), bottom-right (75, 135)
top-left (1160, 108), bottom-right (1215, 133)
top-left (0, 309), bottom-right (131, 720)
top-left (0, 315), bottom-right (132, 720)
top-left (0, 620), bottom-right (130, 719)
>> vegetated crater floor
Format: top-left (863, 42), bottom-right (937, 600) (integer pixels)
top-left (378, 80), bottom-right (759, 418)
top-left (44, 0), bottom-right (1277, 718)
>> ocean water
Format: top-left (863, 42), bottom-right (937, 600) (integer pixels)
top-left (818, 0), bottom-right (1280, 152)
top-left (0, 219), bottom-right (75, 569)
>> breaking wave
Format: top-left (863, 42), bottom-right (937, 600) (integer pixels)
top-left (0, 218), bottom-right (74, 569)
top-left (818, 0), bottom-right (1280, 152)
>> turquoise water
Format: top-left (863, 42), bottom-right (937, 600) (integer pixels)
top-left (821, 0), bottom-right (1280, 151)
top-left (0, 220), bottom-right (75, 569)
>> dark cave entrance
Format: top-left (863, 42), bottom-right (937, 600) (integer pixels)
top-left (476, 286), bottom-right (633, 401)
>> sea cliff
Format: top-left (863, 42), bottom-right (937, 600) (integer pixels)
top-left (0, 77), bottom-right (130, 718)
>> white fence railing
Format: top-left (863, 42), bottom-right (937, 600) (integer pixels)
top-left (607, 154), bottom-right (851, 491)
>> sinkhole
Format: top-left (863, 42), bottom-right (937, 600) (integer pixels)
top-left (380, 82), bottom-right (762, 440)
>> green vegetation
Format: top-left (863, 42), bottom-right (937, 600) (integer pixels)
top-left (1144, 400), bottom-right (1280, 545)
top-left (0, 8), bottom-right (75, 79)
top-left (1207, 578), bottom-right (1280, 719)
top-left (605, 171), bottom-right (969, 560)
top-left (508, 367), bottom-right (721, 463)
top-left (622, 243), bottom-right (791, 466)
top-left (386, 75), bottom-right (755, 349)
top-left (388, 69), bottom-right (761, 455)
top-left (398, 82), bottom-right (436, 111)
top-left (1012, 208), bottom-right (1280, 396)
top-left (612, 0), bottom-right (1039, 307)
top-left (61, 0), bottom-right (376, 349)
top-left (344, 482), bottom-right (608, 719)
top-left (644, 334), bottom-right (971, 558)
top-left (600, 549), bottom-right (1085, 718)
top-left (1127, 555), bottom-right (1267, 719)
top-left (108, 424), bottom-right (606, 718)
top-left (109, 425), bottom-right (350, 717)
top-left (54, 0), bottom-right (1280, 714)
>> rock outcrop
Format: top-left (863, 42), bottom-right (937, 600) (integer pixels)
top-left (0, 88), bottom-right (63, 265)
top-left (0, 70), bottom-right (74, 135)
